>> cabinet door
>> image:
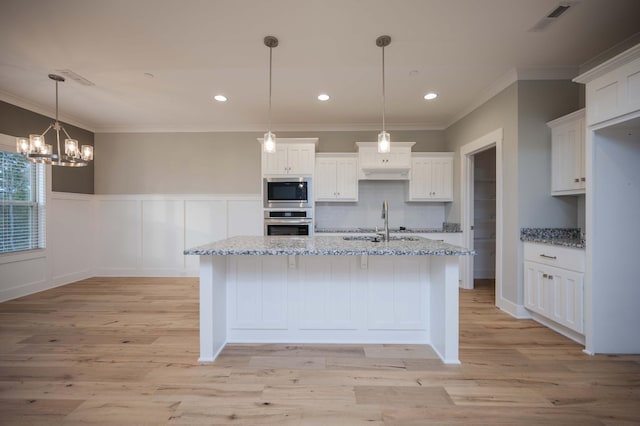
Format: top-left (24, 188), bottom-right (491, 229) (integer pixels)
top-left (263, 145), bottom-right (289, 175)
top-left (524, 261), bottom-right (551, 316)
top-left (551, 125), bottom-right (575, 193)
top-left (335, 158), bottom-right (358, 200)
top-left (430, 158), bottom-right (453, 200)
top-left (551, 117), bottom-right (585, 195)
top-left (315, 159), bottom-right (338, 201)
top-left (287, 144), bottom-right (315, 175)
top-left (409, 158), bottom-right (431, 200)
top-left (549, 267), bottom-right (584, 333)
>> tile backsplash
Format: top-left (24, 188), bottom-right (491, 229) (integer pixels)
top-left (315, 180), bottom-right (445, 230)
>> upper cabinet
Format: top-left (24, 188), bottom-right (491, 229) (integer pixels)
top-left (548, 109), bottom-right (586, 195)
top-left (315, 154), bottom-right (358, 202)
top-left (355, 142), bottom-right (414, 180)
top-left (574, 44), bottom-right (640, 127)
top-left (260, 138), bottom-right (318, 176)
top-left (406, 153), bottom-right (454, 202)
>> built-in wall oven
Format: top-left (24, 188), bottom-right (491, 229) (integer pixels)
top-left (264, 210), bottom-right (313, 236)
top-left (263, 177), bottom-right (312, 209)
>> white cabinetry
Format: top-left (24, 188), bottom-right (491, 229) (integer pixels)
top-left (406, 153), bottom-right (454, 201)
top-left (548, 109), bottom-right (585, 195)
top-left (524, 242), bottom-right (585, 336)
top-left (260, 138), bottom-right (317, 176)
top-left (355, 142), bottom-right (414, 180)
top-left (574, 45), bottom-right (640, 126)
top-left (315, 154), bottom-right (358, 202)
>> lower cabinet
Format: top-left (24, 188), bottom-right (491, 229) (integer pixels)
top-left (524, 242), bottom-right (585, 335)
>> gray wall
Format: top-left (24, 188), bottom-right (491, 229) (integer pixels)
top-left (445, 82), bottom-right (520, 303)
top-left (95, 130), bottom-right (446, 194)
top-left (445, 80), bottom-right (581, 306)
top-left (0, 101), bottom-right (94, 194)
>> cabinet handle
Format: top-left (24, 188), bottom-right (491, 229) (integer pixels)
top-left (543, 273), bottom-right (548, 278)
top-left (574, 178), bottom-right (580, 183)
top-left (540, 254), bottom-right (557, 260)
top-left (581, 177), bottom-right (586, 182)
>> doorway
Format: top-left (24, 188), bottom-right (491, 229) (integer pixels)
top-left (473, 147), bottom-right (496, 289)
top-left (460, 129), bottom-right (503, 308)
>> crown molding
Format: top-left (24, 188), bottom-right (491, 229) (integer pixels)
top-left (91, 121), bottom-right (446, 133)
top-left (0, 90), bottom-right (96, 132)
top-left (446, 66), bottom-right (579, 128)
top-left (574, 42), bottom-right (640, 84)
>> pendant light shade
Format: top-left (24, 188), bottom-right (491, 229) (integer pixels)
top-left (263, 36), bottom-right (279, 154)
top-left (376, 35), bottom-right (391, 154)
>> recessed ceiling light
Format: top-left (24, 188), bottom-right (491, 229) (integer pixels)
top-left (317, 94), bottom-right (330, 101)
top-left (424, 92), bottom-right (438, 100)
top-left (214, 95), bottom-right (227, 102)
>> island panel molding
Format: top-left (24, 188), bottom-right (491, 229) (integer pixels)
top-left (186, 235), bottom-right (473, 364)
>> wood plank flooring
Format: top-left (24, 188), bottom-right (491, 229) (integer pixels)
top-left (0, 277), bottom-right (639, 425)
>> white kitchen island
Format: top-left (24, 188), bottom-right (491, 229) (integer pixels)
top-left (184, 235), bottom-right (473, 364)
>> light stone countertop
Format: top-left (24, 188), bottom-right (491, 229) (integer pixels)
top-left (184, 235), bottom-right (475, 256)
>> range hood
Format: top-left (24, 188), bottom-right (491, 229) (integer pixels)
top-left (359, 166), bottom-right (410, 180)
top-left (356, 142), bottom-right (414, 181)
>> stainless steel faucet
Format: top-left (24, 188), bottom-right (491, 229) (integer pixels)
top-left (381, 200), bottom-right (389, 241)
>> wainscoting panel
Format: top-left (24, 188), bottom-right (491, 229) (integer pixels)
top-left (95, 195), bottom-right (261, 277)
top-left (141, 200), bottom-right (185, 274)
top-left (96, 199), bottom-right (142, 275)
top-left (49, 193), bottom-right (95, 284)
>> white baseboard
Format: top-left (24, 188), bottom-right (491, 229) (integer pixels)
top-left (496, 296), bottom-right (532, 319)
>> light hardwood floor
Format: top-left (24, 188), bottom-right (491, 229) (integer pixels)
top-left (0, 277), bottom-right (638, 425)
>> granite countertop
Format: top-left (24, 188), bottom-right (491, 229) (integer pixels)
top-left (184, 235), bottom-right (474, 256)
top-left (520, 228), bottom-right (585, 249)
top-left (315, 222), bottom-right (462, 234)
top-left (315, 227), bottom-right (461, 234)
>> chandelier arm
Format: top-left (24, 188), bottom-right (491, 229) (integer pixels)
top-left (39, 123), bottom-right (55, 137)
top-left (61, 126), bottom-right (72, 140)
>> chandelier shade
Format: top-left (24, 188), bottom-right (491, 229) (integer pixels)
top-left (16, 74), bottom-right (93, 167)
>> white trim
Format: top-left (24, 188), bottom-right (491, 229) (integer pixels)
top-left (460, 129), bottom-right (503, 307)
top-left (447, 67), bottom-right (579, 128)
top-left (574, 43), bottom-right (640, 84)
top-left (496, 296), bottom-right (531, 319)
top-left (95, 193), bottom-right (261, 201)
top-left (92, 122), bottom-right (447, 133)
top-left (0, 90), bottom-right (96, 132)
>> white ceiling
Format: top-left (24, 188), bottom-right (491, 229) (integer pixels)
top-left (0, 0), bottom-right (639, 133)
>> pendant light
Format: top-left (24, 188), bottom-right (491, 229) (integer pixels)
top-left (376, 35), bottom-right (391, 154)
top-left (263, 35), bottom-right (279, 154)
top-left (16, 74), bottom-right (94, 167)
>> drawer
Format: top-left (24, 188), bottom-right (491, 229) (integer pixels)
top-left (524, 242), bottom-right (585, 272)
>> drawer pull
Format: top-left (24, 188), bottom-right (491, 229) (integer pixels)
top-left (543, 273), bottom-right (548, 278)
top-left (540, 254), bottom-right (557, 260)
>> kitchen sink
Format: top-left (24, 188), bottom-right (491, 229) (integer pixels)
top-left (342, 235), bottom-right (420, 242)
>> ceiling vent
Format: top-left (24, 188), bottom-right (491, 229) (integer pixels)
top-left (54, 69), bottom-right (95, 86)
top-left (529, 2), bottom-right (577, 32)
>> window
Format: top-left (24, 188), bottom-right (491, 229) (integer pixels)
top-left (0, 151), bottom-right (46, 254)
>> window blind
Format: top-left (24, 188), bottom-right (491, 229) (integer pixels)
top-left (0, 151), bottom-right (46, 254)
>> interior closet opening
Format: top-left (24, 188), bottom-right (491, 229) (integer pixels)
top-left (472, 147), bottom-right (496, 290)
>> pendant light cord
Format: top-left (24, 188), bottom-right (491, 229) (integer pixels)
top-left (381, 44), bottom-right (386, 133)
top-left (268, 44), bottom-right (273, 133)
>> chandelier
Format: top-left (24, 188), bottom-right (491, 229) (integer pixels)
top-left (263, 35), bottom-right (279, 154)
top-left (376, 35), bottom-right (391, 154)
top-left (16, 74), bottom-right (94, 167)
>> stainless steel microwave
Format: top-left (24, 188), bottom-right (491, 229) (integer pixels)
top-left (263, 177), bottom-right (312, 208)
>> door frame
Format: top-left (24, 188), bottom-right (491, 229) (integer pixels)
top-left (460, 129), bottom-right (503, 306)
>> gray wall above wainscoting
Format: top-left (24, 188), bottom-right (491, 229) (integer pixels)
top-left (0, 101), bottom-right (95, 194)
top-left (94, 130), bottom-right (446, 195)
